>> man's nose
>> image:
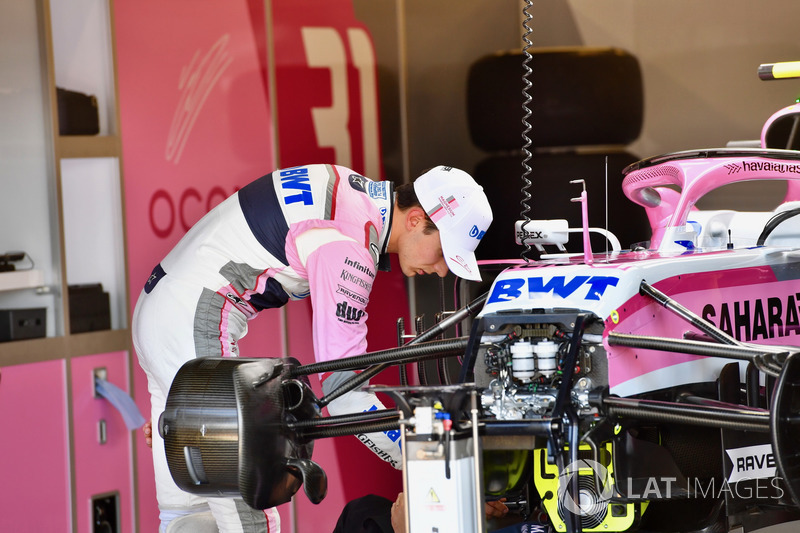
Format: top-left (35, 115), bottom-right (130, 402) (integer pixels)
top-left (434, 259), bottom-right (448, 277)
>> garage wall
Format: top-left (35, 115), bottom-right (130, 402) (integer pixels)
top-left (553, 0), bottom-right (800, 210)
top-left (354, 0), bottom-right (800, 327)
top-left (364, 0), bottom-right (800, 208)
top-left (556, 1), bottom-right (800, 159)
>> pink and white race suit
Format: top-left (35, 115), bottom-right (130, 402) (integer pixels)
top-left (132, 164), bottom-right (402, 533)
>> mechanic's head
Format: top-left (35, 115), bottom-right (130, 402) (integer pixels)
top-left (391, 166), bottom-right (492, 281)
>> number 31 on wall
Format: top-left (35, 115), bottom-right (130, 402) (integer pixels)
top-left (301, 27), bottom-right (381, 178)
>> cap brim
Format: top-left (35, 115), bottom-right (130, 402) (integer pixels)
top-left (441, 242), bottom-right (482, 281)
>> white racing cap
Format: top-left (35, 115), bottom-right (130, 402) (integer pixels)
top-left (413, 166), bottom-right (493, 281)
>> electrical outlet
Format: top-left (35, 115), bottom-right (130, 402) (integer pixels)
top-left (93, 367), bottom-right (107, 398)
top-left (92, 492), bottom-right (119, 533)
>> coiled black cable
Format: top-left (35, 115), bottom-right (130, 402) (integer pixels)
top-left (519, 0), bottom-right (536, 262)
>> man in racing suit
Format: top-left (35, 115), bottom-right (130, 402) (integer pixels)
top-left (132, 164), bottom-right (493, 532)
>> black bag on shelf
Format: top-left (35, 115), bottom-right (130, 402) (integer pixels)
top-left (56, 87), bottom-right (100, 136)
top-left (68, 283), bottom-right (111, 333)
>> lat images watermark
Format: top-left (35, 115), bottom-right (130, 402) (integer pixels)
top-left (556, 456), bottom-right (785, 517)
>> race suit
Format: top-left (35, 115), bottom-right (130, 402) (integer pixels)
top-left (132, 164), bottom-right (402, 533)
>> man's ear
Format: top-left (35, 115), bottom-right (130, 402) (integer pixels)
top-left (405, 206), bottom-right (427, 231)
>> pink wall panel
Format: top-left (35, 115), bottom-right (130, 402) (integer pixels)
top-left (114, 0), bottom-right (275, 306)
top-left (70, 352), bottom-right (134, 533)
top-left (271, 0), bottom-right (383, 176)
top-left (0, 360), bottom-right (70, 532)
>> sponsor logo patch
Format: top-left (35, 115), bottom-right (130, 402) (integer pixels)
top-left (726, 444), bottom-right (776, 483)
top-left (469, 224), bottom-right (486, 240)
top-left (344, 256), bottom-right (373, 276)
top-left (488, 275), bottom-right (620, 304)
top-left (336, 284), bottom-right (368, 305)
top-left (340, 269), bottom-right (373, 291)
top-left (449, 254), bottom-right (472, 274)
top-left (348, 174), bottom-right (367, 193)
top-left (703, 294), bottom-right (800, 342)
top-left (367, 181), bottom-right (388, 200)
top-left (336, 300), bottom-right (366, 324)
top-left (427, 195), bottom-right (458, 222)
top-left (279, 167), bottom-right (313, 205)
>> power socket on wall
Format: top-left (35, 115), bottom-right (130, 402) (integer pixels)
top-left (92, 492), bottom-right (119, 533)
top-left (93, 367), bottom-right (107, 398)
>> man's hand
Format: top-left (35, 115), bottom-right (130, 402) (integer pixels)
top-left (485, 497), bottom-right (509, 519)
top-left (391, 493), bottom-right (509, 532)
top-left (390, 493), bottom-right (405, 533)
top-left (143, 419), bottom-right (153, 448)
top-left (326, 388), bottom-right (403, 469)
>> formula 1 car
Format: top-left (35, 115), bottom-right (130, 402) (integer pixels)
top-left (450, 61), bottom-right (800, 533)
top-left (158, 62), bottom-right (800, 533)
top-left (467, 144), bottom-right (800, 532)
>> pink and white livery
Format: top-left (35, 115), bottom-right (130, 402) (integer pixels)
top-left (470, 95), bottom-right (800, 531)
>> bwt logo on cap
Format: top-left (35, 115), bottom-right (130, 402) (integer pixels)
top-left (469, 225), bottom-right (485, 240)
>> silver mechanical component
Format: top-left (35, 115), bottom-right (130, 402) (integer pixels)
top-left (476, 322), bottom-right (604, 421)
top-left (481, 379), bottom-right (557, 420)
top-left (571, 377), bottom-right (596, 415)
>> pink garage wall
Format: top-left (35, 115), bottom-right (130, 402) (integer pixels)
top-left (114, 0), bottom-right (407, 530)
top-left (0, 360), bottom-right (70, 532)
